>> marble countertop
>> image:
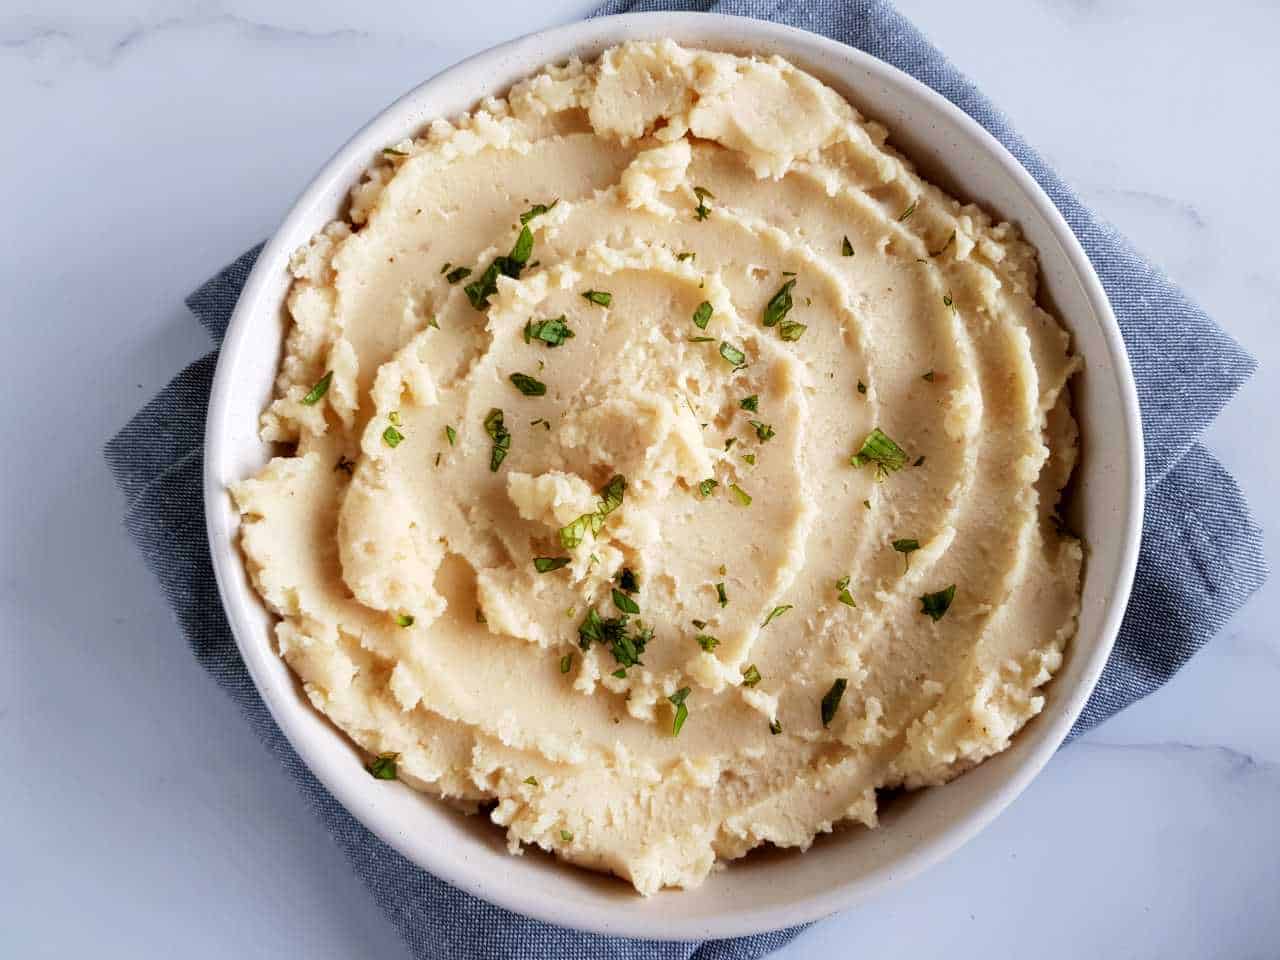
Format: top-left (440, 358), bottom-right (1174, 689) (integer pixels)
top-left (2, 1), bottom-right (1275, 956)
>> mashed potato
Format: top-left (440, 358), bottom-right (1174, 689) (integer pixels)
top-left (231, 40), bottom-right (1082, 895)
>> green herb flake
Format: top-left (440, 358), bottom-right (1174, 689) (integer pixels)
top-left (368, 752), bottom-right (400, 780)
top-left (778, 321), bottom-right (807, 342)
top-left (692, 619), bottom-right (708, 630)
top-left (719, 341), bottom-right (747, 368)
top-left (696, 634), bottom-right (720, 652)
top-left (668, 687), bottom-right (691, 736)
top-left (509, 372), bottom-right (547, 396)
top-left (533, 556), bottom-right (571, 573)
top-left (445, 425), bottom-right (457, 446)
top-left (692, 301), bottom-right (713, 330)
top-left (741, 664), bottom-right (762, 687)
top-left (770, 719), bottom-right (783, 735)
top-left (560, 829), bottom-right (574, 842)
top-left (301, 371), bottom-right (333, 406)
top-left (761, 605), bottom-right (792, 628)
top-left (464, 225), bottom-right (535, 311)
top-left (612, 588), bottom-right (640, 615)
top-left (835, 575), bottom-right (857, 608)
top-left (898, 201), bottom-right (917, 222)
top-left (850, 427), bottom-right (908, 478)
top-left (743, 453), bottom-right (756, 465)
top-left (692, 186), bottom-right (714, 221)
top-left (382, 425), bottom-right (404, 448)
top-left (483, 408), bottom-right (511, 471)
top-left (892, 538), bottom-right (920, 571)
top-left (388, 411), bottom-right (401, 427)
top-left (524, 315), bottom-right (575, 348)
top-left (763, 278), bottom-right (797, 328)
top-left (920, 585), bottom-right (957, 621)
top-left (612, 667), bottom-right (627, 679)
top-left (396, 613), bottom-right (415, 627)
top-left (618, 567), bottom-right (639, 594)
top-left (740, 395), bottom-right (759, 412)
top-left (698, 478), bottom-right (719, 498)
top-left (559, 475), bottom-right (626, 548)
top-left (382, 147), bottom-right (409, 159)
top-left (729, 483), bottom-right (752, 507)
top-left (749, 420), bottom-right (775, 442)
top-left (841, 235), bottom-right (854, 257)
top-left (688, 336), bottom-right (715, 343)
top-left (716, 582), bottom-right (728, 607)
top-left (821, 678), bottom-right (848, 727)
top-left (942, 292), bottom-right (955, 310)
top-left (524, 776), bottom-right (539, 786)
top-left (560, 653), bottom-right (573, 674)
top-left (440, 262), bottom-right (451, 275)
top-left (922, 370), bottom-right (935, 382)
top-left (582, 289), bottom-right (612, 307)
top-left (445, 265), bottom-right (472, 284)
top-left (914, 455), bottom-right (926, 467)
top-left (676, 251), bottom-right (696, 262)
top-left (724, 438), bottom-right (736, 452)
top-left (857, 380), bottom-right (867, 395)
top-left (519, 200), bottom-right (558, 225)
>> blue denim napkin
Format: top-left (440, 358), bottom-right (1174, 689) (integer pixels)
top-left (105, 1), bottom-right (1267, 957)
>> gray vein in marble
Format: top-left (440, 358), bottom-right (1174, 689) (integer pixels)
top-left (1077, 738), bottom-right (1279, 778)
top-left (1090, 185), bottom-right (1208, 229)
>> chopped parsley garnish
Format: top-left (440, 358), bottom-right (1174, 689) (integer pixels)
top-left (524, 315), bottom-right (574, 348)
top-left (530, 417), bottom-right (550, 430)
top-left (749, 420), bottom-right (775, 442)
top-left (509, 372), bottom-right (546, 396)
top-left (560, 653), bottom-right (573, 674)
top-left (691, 619), bottom-right (708, 630)
top-left (434, 452), bottom-right (441, 467)
top-left (761, 605), bottom-right (792, 627)
top-left (724, 438), bottom-right (736, 451)
top-left (559, 475), bottom-right (627, 549)
top-left (698, 478), bottom-right (719, 498)
top-left (778, 321), bottom-right (807, 342)
top-left (612, 668), bottom-right (627, 679)
top-left (483, 408), bottom-right (510, 471)
top-left (836, 575), bottom-right (856, 607)
top-left (383, 425), bottom-right (404, 448)
top-left (692, 186), bottom-right (713, 221)
top-left (382, 147), bottom-right (409, 159)
top-left (850, 427), bottom-right (908, 477)
top-left (668, 687), bottom-right (691, 735)
top-left (582, 289), bottom-right (612, 307)
top-left (426, 315), bottom-right (440, 330)
top-left (368, 752), bottom-right (400, 780)
top-left (446, 265), bottom-right (472, 284)
top-left (763, 278), bottom-right (796, 328)
top-left (743, 453), bottom-right (756, 465)
top-left (741, 664), bottom-right (762, 687)
top-left (729, 483), bottom-right (752, 506)
top-left (770, 719), bottom-right (783, 735)
top-left (892, 538), bottom-right (920, 571)
top-left (440, 262), bottom-right (451, 274)
top-left (524, 776), bottom-right (539, 786)
top-left (719, 341), bottom-right (747, 368)
top-left (301, 371), bottom-right (333, 406)
top-left (863, 499), bottom-right (872, 509)
top-left (898, 201), bottom-right (917, 222)
top-left (618, 568), bottom-right (639, 594)
top-left (692, 301), bottom-right (713, 330)
top-left (914, 455), bottom-right (926, 467)
top-left (519, 200), bottom-right (557, 224)
top-left (445, 425), bottom-right (457, 446)
top-left (740, 395), bottom-right (759, 412)
top-left (388, 411), bottom-right (401, 426)
top-left (688, 336), bottom-right (715, 343)
top-left (578, 606), bottom-right (650, 670)
top-left (841, 235), bottom-right (854, 257)
top-left (942, 293), bottom-right (954, 310)
top-left (857, 380), bottom-right (867, 395)
top-left (696, 634), bottom-right (719, 652)
top-left (396, 613), bottom-right (415, 627)
top-left (560, 829), bottom-right (574, 842)
top-left (920, 585), bottom-right (956, 621)
top-left (612, 588), bottom-right (640, 615)
top-left (716, 582), bottom-right (728, 607)
top-left (533, 556), bottom-right (570, 573)
top-left (676, 251), bottom-right (696, 262)
top-left (464, 225), bottom-right (535, 310)
top-left (936, 231), bottom-right (957, 256)
top-left (821, 679), bottom-right (848, 727)
top-left (922, 370), bottom-right (935, 382)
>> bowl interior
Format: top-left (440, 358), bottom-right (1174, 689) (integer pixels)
top-left (204, 12), bottom-right (1143, 940)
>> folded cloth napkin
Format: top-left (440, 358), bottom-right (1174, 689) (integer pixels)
top-left (105, 1), bottom-right (1267, 957)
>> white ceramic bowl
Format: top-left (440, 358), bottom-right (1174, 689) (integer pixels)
top-left (204, 12), bottom-right (1144, 940)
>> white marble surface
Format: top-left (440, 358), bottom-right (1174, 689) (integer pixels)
top-left (1, 1), bottom-right (1275, 956)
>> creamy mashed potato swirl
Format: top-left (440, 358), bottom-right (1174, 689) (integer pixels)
top-left (231, 40), bottom-right (1083, 895)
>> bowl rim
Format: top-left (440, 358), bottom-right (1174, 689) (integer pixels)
top-left (203, 10), bottom-right (1144, 939)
